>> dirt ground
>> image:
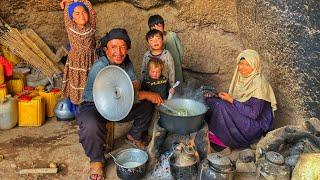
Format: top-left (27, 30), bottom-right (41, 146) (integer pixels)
top-left (0, 117), bottom-right (256, 180)
top-left (0, 117), bottom-right (125, 180)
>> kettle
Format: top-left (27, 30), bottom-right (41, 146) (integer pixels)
top-left (256, 150), bottom-right (291, 179)
top-left (169, 143), bottom-right (199, 179)
top-left (54, 98), bottom-right (75, 121)
top-left (199, 153), bottom-right (235, 180)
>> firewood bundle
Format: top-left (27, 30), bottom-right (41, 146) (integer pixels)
top-left (0, 23), bottom-right (62, 77)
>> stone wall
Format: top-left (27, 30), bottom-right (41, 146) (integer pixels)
top-left (0, 0), bottom-right (319, 127)
top-left (236, 0), bottom-right (320, 126)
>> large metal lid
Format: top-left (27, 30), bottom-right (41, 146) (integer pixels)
top-left (93, 65), bottom-right (134, 121)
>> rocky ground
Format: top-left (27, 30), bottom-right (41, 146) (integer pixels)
top-left (0, 117), bottom-right (257, 179)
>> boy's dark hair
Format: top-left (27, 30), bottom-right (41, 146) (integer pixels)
top-left (148, 15), bottom-right (165, 29)
top-left (146, 29), bottom-right (163, 41)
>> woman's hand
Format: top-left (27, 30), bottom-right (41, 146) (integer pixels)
top-left (60, 0), bottom-right (73, 9)
top-left (218, 92), bottom-right (234, 103)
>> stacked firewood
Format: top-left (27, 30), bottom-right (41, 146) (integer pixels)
top-left (0, 18), bottom-right (63, 78)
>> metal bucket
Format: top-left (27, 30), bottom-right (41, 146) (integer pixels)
top-left (158, 98), bottom-right (208, 135)
top-left (114, 148), bottom-right (148, 180)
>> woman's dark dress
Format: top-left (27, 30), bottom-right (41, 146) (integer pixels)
top-left (205, 97), bottom-right (274, 148)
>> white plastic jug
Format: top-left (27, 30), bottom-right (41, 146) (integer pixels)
top-left (0, 95), bottom-right (18, 129)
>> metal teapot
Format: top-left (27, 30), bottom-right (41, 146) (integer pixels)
top-left (199, 153), bottom-right (235, 180)
top-left (256, 150), bottom-right (291, 179)
top-left (54, 98), bottom-right (75, 121)
top-left (169, 143), bottom-right (199, 179)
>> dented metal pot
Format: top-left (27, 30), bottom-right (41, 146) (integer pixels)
top-left (113, 148), bottom-right (148, 180)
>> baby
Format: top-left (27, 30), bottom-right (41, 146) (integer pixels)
top-left (141, 58), bottom-right (174, 99)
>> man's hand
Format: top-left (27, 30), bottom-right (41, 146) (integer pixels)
top-left (132, 80), bottom-right (141, 91)
top-left (218, 92), bottom-right (234, 103)
top-left (138, 91), bottom-right (163, 106)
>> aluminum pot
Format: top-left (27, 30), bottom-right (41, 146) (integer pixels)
top-left (158, 98), bottom-right (208, 135)
top-left (114, 148), bottom-right (148, 180)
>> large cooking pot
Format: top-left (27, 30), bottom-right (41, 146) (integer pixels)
top-left (158, 98), bottom-right (208, 135)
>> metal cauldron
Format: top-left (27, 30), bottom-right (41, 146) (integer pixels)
top-left (113, 148), bottom-right (148, 180)
top-left (158, 98), bottom-right (208, 135)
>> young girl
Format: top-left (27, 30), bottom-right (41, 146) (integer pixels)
top-left (60, 0), bottom-right (97, 105)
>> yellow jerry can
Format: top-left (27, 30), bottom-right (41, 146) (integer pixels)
top-left (12, 73), bottom-right (27, 86)
top-left (18, 96), bottom-right (45, 127)
top-left (7, 79), bottom-right (24, 95)
top-left (39, 88), bottom-right (61, 117)
top-left (0, 64), bottom-right (4, 84)
top-left (0, 84), bottom-right (7, 100)
top-left (1, 45), bottom-right (20, 65)
top-left (24, 86), bottom-right (38, 97)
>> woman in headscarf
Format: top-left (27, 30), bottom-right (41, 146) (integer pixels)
top-left (205, 49), bottom-right (277, 149)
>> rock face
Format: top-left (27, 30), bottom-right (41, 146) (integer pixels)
top-left (236, 0), bottom-right (320, 126)
top-left (0, 0), bottom-right (319, 126)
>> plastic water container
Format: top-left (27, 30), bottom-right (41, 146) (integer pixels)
top-left (7, 79), bottom-right (24, 95)
top-left (0, 84), bottom-right (7, 100)
top-left (13, 73), bottom-right (27, 86)
top-left (0, 64), bottom-right (4, 84)
top-left (18, 95), bottom-right (45, 126)
top-left (1, 45), bottom-right (20, 65)
top-left (39, 88), bottom-right (61, 117)
top-left (24, 86), bottom-right (39, 97)
top-left (0, 95), bottom-right (18, 129)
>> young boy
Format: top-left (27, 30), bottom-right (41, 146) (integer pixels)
top-left (141, 58), bottom-right (174, 99)
top-left (148, 14), bottom-right (184, 82)
top-left (141, 29), bottom-right (175, 86)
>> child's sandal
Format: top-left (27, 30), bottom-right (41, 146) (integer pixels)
top-left (88, 162), bottom-right (105, 180)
